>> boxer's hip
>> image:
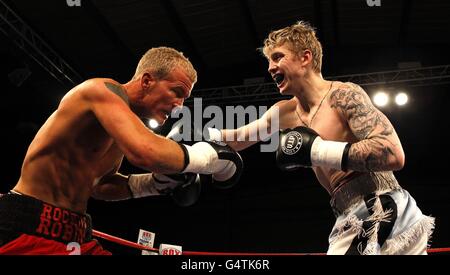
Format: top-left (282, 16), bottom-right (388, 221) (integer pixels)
top-left (327, 188), bottom-right (434, 255)
top-left (0, 192), bottom-right (92, 246)
top-left (330, 171), bottom-right (401, 216)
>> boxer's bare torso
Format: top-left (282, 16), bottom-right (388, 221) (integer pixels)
top-left (274, 81), bottom-right (360, 193)
top-left (225, 81), bottom-right (402, 195)
top-left (14, 79), bottom-right (125, 213)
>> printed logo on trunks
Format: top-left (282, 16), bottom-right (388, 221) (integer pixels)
top-left (35, 203), bottom-right (88, 244)
top-left (281, 131), bottom-right (302, 155)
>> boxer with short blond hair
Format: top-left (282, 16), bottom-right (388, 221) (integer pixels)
top-left (212, 21), bottom-right (434, 255)
top-left (0, 46), bottom-right (242, 255)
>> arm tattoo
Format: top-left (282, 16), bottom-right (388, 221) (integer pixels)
top-left (104, 82), bottom-right (129, 105)
top-left (330, 83), bottom-right (396, 172)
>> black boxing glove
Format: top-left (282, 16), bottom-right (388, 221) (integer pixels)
top-left (128, 173), bottom-right (201, 207)
top-left (206, 140), bottom-right (244, 189)
top-left (204, 127), bottom-right (244, 189)
top-left (153, 173), bottom-right (201, 207)
top-left (276, 126), bottom-right (351, 171)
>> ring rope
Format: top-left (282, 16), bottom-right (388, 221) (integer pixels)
top-left (93, 230), bottom-right (158, 252)
top-left (92, 229), bottom-right (450, 255)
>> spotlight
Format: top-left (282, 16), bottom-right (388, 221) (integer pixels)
top-left (373, 92), bottom-right (389, 107)
top-left (395, 92), bottom-right (408, 106)
top-left (148, 119), bottom-right (159, 129)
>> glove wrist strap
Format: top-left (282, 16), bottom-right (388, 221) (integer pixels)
top-left (178, 143), bottom-right (190, 172)
top-left (310, 137), bottom-right (350, 170)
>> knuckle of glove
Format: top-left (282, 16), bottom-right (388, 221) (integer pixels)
top-left (212, 159), bottom-right (236, 181)
top-left (207, 141), bottom-right (244, 189)
top-left (172, 173), bottom-right (201, 207)
top-left (193, 142), bottom-right (219, 160)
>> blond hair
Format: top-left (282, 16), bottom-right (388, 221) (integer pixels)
top-left (133, 47), bottom-right (197, 84)
top-left (262, 21), bottom-right (323, 72)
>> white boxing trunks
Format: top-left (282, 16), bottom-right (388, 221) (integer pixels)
top-left (327, 188), bottom-right (435, 255)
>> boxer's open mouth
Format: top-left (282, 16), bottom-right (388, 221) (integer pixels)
top-left (273, 73), bottom-right (285, 86)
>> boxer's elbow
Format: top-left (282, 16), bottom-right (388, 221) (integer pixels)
top-left (381, 143), bottom-right (405, 171)
top-left (91, 184), bottom-right (131, 201)
top-left (91, 186), bottom-right (106, 200)
top-left (391, 149), bottom-right (405, 171)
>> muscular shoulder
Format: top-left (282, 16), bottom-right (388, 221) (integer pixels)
top-left (272, 98), bottom-right (297, 114)
top-left (329, 82), bottom-right (394, 139)
top-left (266, 98), bottom-right (298, 129)
top-left (329, 82), bottom-right (369, 103)
top-left (79, 78), bottom-right (129, 105)
top-left (328, 81), bottom-right (373, 116)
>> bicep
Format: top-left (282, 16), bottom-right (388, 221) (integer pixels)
top-left (329, 84), bottom-right (404, 171)
top-left (330, 84), bottom-right (395, 140)
top-left (82, 82), bottom-right (162, 166)
top-left (92, 98), bottom-right (153, 155)
top-left (89, 89), bottom-right (187, 173)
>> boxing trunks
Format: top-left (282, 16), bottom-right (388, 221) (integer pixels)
top-left (0, 191), bottom-right (111, 255)
top-left (328, 172), bottom-right (435, 255)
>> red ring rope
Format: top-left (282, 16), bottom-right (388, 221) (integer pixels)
top-left (93, 230), bottom-right (158, 252)
top-left (92, 229), bottom-right (450, 255)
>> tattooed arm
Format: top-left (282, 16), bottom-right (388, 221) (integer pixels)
top-left (330, 83), bottom-right (405, 172)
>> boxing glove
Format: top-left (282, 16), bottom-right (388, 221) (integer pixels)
top-left (276, 126), bottom-right (351, 171)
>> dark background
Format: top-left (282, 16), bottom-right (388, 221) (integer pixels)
top-left (1, 0), bottom-right (449, 254)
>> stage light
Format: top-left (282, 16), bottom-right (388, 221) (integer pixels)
top-left (395, 92), bottom-right (408, 106)
top-left (148, 119), bottom-right (159, 129)
top-left (373, 91), bottom-right (389, 107)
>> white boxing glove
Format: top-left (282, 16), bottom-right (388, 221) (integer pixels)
top-left (181, 141), bottom-right (243, 189)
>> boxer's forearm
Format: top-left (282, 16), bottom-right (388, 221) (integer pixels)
top-left (220, 129), bottom-right (262, 152)
top-left (124, 134), bottom-right (187, 174)
top-left (347, 136), bottom-right (405, 172)
top-left (221, 129), bottom-right (258, 151)
top-left (91, 173), bottom-right (132, 201)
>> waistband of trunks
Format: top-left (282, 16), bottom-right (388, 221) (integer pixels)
top-left (330, 171), bottom-right (402, 216)
top-left (0, 192), bottom-right (92, 244)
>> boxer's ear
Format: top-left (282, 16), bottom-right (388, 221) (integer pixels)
top-left (141, 72), bottom-right (156, 90)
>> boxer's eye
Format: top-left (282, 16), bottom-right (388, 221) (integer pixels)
top-left (271, 53), bottom-right (283, 62)
top-left (171, 87), bottom-right (185, 98)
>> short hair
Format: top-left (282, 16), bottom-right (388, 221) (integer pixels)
top-left (262, 21), bottom-right (323, 73)
top-left (133, 47), bottom-right (197, 84)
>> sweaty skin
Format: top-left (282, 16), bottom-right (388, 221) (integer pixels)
top-left (15, 79), bottom-right (126, 213)
top-left (14, 67), bottom-right (194, 213)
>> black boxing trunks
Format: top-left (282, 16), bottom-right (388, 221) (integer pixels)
top-left (0, 192), bottom-right (111, 255)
